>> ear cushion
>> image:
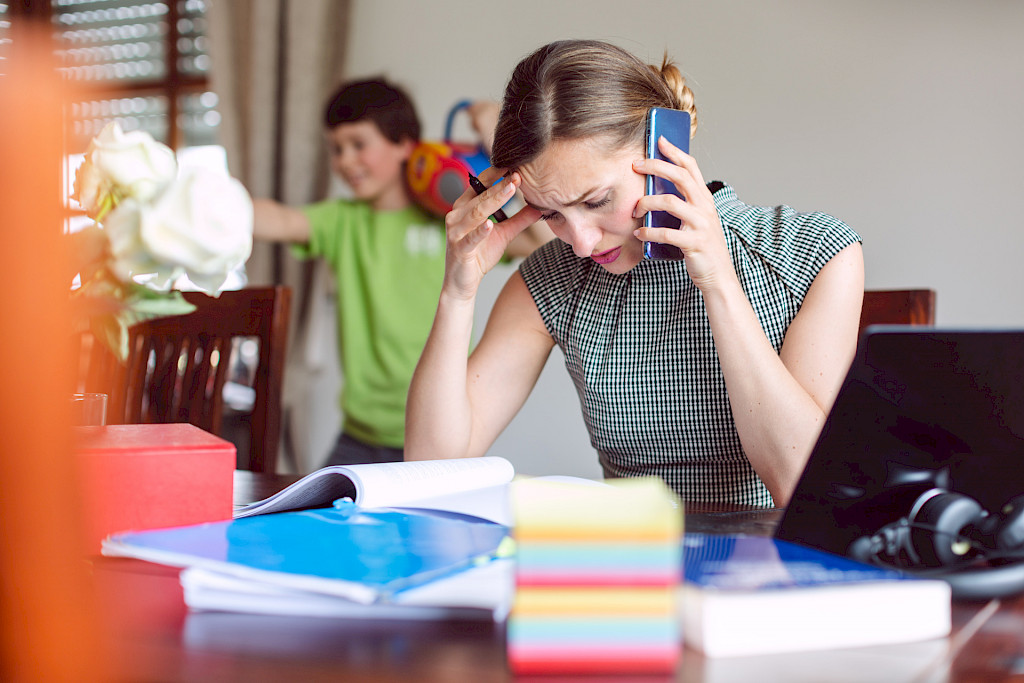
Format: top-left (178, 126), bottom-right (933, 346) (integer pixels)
top-left (909, 492), bottom-right (985, 567)
top-left (994, 494), bottom-right (1024, 552)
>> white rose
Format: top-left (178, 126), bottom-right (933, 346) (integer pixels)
top-left (72, 156), bottom-right (113, 220)
top-left (139, 167), bottom-right (254, 294)
top-left (74, 122), bottom-right (177, 215)
top-left (102, 198), bottom-right (182, 291)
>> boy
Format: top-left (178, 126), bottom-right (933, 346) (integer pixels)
top-left (254, 79), bottom-right (547, 466)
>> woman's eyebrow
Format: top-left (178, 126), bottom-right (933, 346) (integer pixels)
top-left (524, 186), bottom-right (603, 212)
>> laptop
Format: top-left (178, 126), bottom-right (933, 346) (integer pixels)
top-left (775, 327), bottom-right (1024, 560)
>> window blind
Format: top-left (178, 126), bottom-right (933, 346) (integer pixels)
top-left (51, 0), bottom-right (218, 148)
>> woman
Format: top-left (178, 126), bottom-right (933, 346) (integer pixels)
top-left (406, 40), bottom-right (863, 507)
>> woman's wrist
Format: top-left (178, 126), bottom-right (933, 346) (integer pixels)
top-left (439, 269), bottom-right (486, 305)
top-left (437, 286), bottom-right (480, 318)
top-left (694, 268), bottom-right (744, 311)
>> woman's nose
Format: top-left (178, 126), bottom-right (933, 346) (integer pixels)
top-left (565, 219), bottom-right (600, 258)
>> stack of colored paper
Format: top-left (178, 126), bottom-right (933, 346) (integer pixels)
top-left (507, 477), bottom-right (683, 675)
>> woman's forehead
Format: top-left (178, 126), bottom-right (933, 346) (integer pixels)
top-left (518, 139), bottom-right (638, 206)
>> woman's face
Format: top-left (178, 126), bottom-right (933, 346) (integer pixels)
top-left (517, 137), bottom-right (645, 274)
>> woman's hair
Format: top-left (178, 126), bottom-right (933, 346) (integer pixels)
top-left (323, 78), bottom-right (421, 143)
top-left (491, 40), bottom-right (697, 170)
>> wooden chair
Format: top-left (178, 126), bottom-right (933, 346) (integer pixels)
top-left (859, 289), bottom-right (936, 336)
top-left (81, 286), bottom-right (292, 473)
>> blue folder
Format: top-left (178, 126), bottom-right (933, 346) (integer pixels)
top-left (103, 501), bottom-right (510, 604)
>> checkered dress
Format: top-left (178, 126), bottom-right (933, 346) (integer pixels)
top-left (519, 182), bottom-right (862, 507)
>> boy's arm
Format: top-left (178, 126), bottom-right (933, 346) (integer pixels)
top-left (252, 198), bottom-right (311, 243)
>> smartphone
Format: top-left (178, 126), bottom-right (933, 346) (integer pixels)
top-left (643, 107), bottom-right (692, 260)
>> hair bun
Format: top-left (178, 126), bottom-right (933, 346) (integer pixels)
top-left (653, 57), bottom-right (698, 138)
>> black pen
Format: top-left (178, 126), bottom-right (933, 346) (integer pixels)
top-left (467, 172), bottom-right (508, 223)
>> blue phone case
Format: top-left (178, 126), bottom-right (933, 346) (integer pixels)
top-left (643, 108), bottom-right (691, 260)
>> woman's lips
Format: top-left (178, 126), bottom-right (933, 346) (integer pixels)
top-left (591, 246), bottom-right (621, 265)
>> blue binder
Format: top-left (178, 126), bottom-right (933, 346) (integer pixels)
top-left (103, 501), bottom-right (510, 604)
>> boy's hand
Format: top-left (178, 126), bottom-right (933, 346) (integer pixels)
top-left (444, 167), bottom-right (541, 300)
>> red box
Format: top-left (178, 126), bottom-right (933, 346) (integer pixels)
top-left (75, 423), bottom-right (235, 554)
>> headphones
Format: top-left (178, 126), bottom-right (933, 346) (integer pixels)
top-left (849, 488), bottom-right (1024, 600)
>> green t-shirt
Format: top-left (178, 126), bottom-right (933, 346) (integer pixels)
top-left (296, 199), bottom-right (445, 448)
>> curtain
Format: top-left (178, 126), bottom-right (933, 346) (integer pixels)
top-left (207, 0), bottom-right (351, 472)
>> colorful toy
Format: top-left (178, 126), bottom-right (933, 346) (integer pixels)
top-left (406, 100), bottom-right (492, 217)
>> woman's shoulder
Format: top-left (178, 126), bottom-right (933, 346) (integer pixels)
top-left (713, 182), bottom-right (861, 261)
top-left (714, 183), bottom-right (860, 242)
top-left (714, 182), bottom-right (862, 300)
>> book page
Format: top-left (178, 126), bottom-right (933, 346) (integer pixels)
top-left (350, 457), bottom-right (515, 509)
top-left (234, 469), bottom-right (358, 517)
top-left (235, 457), bottom-right (517, 519)
top-left (394, 475), bottom-right (609, 526)
top-left (393, 483), bottom-right (513, 525)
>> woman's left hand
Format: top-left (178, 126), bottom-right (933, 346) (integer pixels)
top-left (632, 137), bottom-right (735, 293)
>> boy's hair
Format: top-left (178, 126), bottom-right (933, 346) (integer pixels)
top-left (323, 78), bottom-right (421, 143)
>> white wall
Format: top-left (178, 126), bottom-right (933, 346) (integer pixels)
top-left (328, 0), bottom-right (1024, 478)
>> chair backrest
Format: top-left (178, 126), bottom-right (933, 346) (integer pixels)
top-left (82, 286), bottom-right (292, 473)
top-left (859, 289), bottom-right (936, 336)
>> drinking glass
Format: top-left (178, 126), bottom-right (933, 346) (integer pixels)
top-left (70, 393), bottom-right (108, 427)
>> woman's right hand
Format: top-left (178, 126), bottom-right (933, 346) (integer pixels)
top-left (443, 167), bottom-right (541, 300)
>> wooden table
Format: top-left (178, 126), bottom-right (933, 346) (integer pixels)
top-left (91, 471), bottom-right (1024, 682)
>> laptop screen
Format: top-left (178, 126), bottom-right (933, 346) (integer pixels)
top-left (775, 327), bottom-right (1024, 560)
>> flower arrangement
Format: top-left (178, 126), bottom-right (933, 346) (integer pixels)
top-left (72, 122), bottom-right (253, 361)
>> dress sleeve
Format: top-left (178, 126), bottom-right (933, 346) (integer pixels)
top-left (720, 195), bottom-right (862, 304)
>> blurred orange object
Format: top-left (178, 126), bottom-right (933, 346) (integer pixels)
top-left (0, 23), bottom-right (111, 682)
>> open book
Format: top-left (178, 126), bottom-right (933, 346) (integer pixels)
top-left (104, 457), bottom-right (605, 610)
top-left (235, 456), bottom-right (517, 524)
top-left (233, 457), bottom-right (604, 526)
top-left (103, 458), bottom-right (522, 606)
